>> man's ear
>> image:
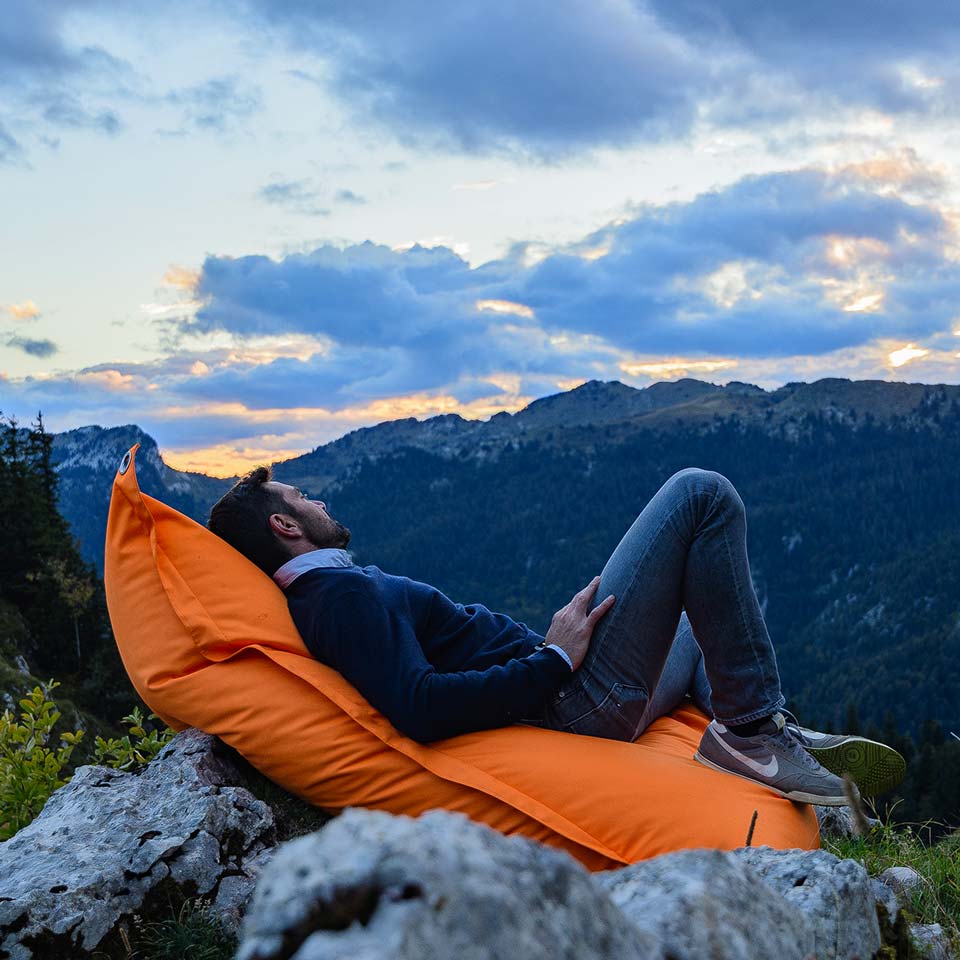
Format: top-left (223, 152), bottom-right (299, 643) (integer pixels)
top-left (268, 512), bottom-right (302, 540)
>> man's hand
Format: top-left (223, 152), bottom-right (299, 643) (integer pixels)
top-left (544, 576), bottom-right (615, 671)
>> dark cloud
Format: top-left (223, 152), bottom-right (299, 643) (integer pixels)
top-left (164, 76), bottom-right (261, 132)
top-left (238, 0), bottom-right (960, 154)
top-left (240, 0), bottom-right (712, 155)
top-left (7, 335), bottom-right (59, 358)
top-left (0, 1), bottom-right (133, 153)
top-left (646, 0), bottom-right (960, 119)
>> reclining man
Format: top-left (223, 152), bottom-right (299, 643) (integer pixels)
top-left (208, 465), bottom-right (904, 806)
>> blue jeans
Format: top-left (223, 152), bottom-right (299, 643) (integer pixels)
top-left (520, 468), bottom-right (785, 741)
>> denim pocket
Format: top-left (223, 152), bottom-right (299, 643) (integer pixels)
top-left (562, 682), bottom-right (649, 742)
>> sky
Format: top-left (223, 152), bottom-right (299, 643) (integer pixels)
top-left (2, 1), bottom-right (960, 477)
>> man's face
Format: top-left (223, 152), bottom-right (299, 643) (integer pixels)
top-left (269, 482), bottom-right (352, 550)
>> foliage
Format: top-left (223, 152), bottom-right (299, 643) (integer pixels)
top-left (823, 816), bottom-right (960, 954)
top-left (92, 707), bottom-right (176, 772)
top-left (0, 680), bottom-right (84, 841)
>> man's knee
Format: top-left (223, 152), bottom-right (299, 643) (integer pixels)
top-left (666, 467), bottom-right (744, 514)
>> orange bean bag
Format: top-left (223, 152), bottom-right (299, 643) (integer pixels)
top-left (103, 445), bottom-right (818, 870)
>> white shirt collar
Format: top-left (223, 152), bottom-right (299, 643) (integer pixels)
top-left (273, 548), bottom-right (354, 589)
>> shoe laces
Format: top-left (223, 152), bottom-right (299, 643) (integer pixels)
top-left (770, 721), bottom-right (827, 772)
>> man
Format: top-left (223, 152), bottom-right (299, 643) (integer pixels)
top-left (208, 465), bottom-right (904, 806)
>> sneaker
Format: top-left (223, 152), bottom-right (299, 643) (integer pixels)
top-left (694, 712), bottom-right (857, 806)
top-left (782, 720), bottom-right (906, 798)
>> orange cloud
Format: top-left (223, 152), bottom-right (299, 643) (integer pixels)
top-left (620, 357), bottom-right (739, 379)
top-left (8, 300), bottom-right (40, 321)
top-left (838, 149), bottom-right (946, 194)
top-left (163, 265), bottom-right (201, 290)
top-left (76, 370), bottom-right (136, 390)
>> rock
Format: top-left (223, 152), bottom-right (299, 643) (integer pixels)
top-left (870, 877), bottom-right (900, 924)
top-left (0, 728), bottom-right (276, 959)
top-left (814, 804), bottom-right (880, 839)
top-left (734, 846), bottom-right (881, 959)
top-left (595, 847), bottom-right (813, 960)
top-left (910, 922), bottom-right (955, 960)
top-left (878, 865), bottom-right (923, 902)
top-left (237, 807), bottom-right (662, 960)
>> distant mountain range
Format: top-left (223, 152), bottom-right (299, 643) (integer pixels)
top-left (51, 376), bottom-right (960, 738)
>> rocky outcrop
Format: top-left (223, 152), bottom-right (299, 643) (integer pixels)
top-left (0, 729), bottom-right (275, 959)
top-left (236, 807), bottom-right (661, 960)
top-left (1, 728), bottom-right (952, 960)
top-left (239, 808), bottom-right (910, 960)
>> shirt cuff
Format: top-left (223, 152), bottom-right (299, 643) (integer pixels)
top-left (543, 643), bottom-right (574, 671)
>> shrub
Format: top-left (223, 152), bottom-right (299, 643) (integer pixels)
top-left (92, 707), bottom-right (175, 772)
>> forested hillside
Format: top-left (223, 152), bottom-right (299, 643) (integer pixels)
top-left (0, 416), bottom-right (133, 730)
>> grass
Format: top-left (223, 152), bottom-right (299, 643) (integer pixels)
top-left (822, 811), bottom-right (960, 956)
top-left (90, 892), bottom-right (237, 960)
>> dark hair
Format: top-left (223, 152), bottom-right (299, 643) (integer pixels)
top-left (207, 466), bottom-right (292, 575)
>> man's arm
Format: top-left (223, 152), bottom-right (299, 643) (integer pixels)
top-left (311, 588), bottom-right (571, 744)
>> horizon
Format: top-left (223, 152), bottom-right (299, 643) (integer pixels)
top-left (54, 372), bottom-right (950, 479)
top-left (3, 3), bottom-right (960, 475)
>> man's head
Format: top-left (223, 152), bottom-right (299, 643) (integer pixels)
top-left (207, 466), bottom-right (351, 575)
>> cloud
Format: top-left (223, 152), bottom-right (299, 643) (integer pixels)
top-left (6, 334), bottom-right (58, 358)
top-left (188, 167), bottom-right (958, 365)
top-left (258, 179), bottom-right (329, 216)
top-left (646, 0), bottom-right (960, 119)
top-left (240, 0), bottom-right (712, 155)
top-left (164, 76), bottom-right (261, 132)
top-left (7, 301), bottom-right (41, 321)
top-left (234, 0), bottom-right (960, 155)
top-left (0, 2), bottom-right (134, 152)
top-left (40, 91), bottom-right (121, 134)
top-left (0, 122), bottom-right (24, 164)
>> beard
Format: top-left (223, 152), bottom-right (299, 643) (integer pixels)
top-left (300, 510), bottom-right (352, 550)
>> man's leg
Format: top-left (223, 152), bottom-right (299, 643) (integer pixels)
top-left (639, 610), bottom-right (713, 734)
top-left (540, 467), bottom-right (783, 740)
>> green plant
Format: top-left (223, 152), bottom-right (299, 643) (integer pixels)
top-left (823, 812), bottom-right (960, 953)
top-left (135, 898), bottom-right (237, 960)
top-left (92, 707), bottom-right (175, 772)
top-left (0, 680), bottom-right (84, 840)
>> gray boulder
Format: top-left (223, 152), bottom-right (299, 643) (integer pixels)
top-left (595, 847), bottom-right (814, 960)
top-left (0, 728), bottom-right (276, 959)
top-left (236, 807), bottom-right (663, 960)
top-left (734, 846), bottom-right (881, 959)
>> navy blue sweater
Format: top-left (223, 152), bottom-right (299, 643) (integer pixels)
top-left (284, 564), bottom-right (571, 743)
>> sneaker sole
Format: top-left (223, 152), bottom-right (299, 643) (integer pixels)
top-left (803, 738), bottom-right (905, 797)
top-left (693, 751), bottom-right (850, 806)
